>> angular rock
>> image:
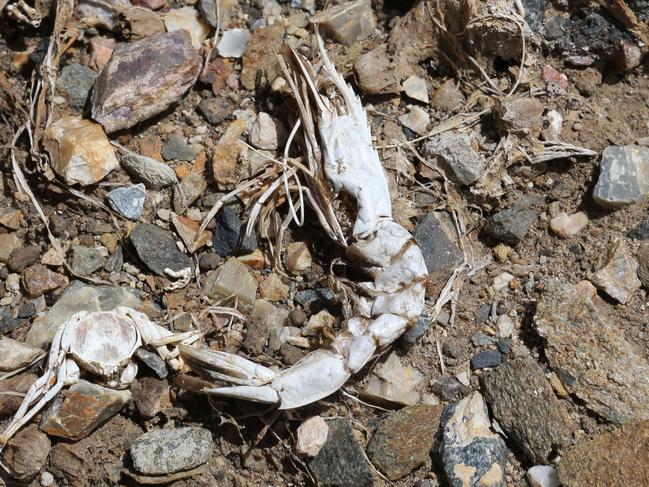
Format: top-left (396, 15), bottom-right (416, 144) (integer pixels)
top-left (91, 31), bottom-right (201, 133)
top-left (527, 465), bottom-right (560, 487)
top-left (471, 349), bottom-right (502, 370)
top-left (549, 211), bottom-right (588, 238)
top-left (431, 79), bottom-right (465, 111)
top-left (161, 134), bottom-right (196, 161)
top-left (44, 116), bottom-right (118, 186)
top-left (163, 7), bottom-right (210, 49)
top-left (241, 24), bottom-right (285, 90)
top-left (354, 44), bottom-right (400, 95)
top-left (212, 206), bottom-right (258, 257)
top-left (362, 352), bottom-right (424, 406)
top-left (0, 373), bottom-right (37, 419)
top-left (301, 309), bottom-right (335, 337)
top-left (558, 420), bottom-right (649, 487)
top-left (296, 416), bottom-right (329, 458)
top-left (0, 233), bottom-right (21, 264)
top-left (536, 281), bottom-right (649, 425)
top-left (89, 36), bottom-right (116, 70)
top-left (1, 425), bottom-right (50, 481)
top-left (173, 170), bottom-right (207, 214)
top-left (593, 145), bottom-right (649, 209)
top-left (197, 96), bottom-right (234, 125)
top-left (130, 223), bottom-right (193, 276)
top-left (131, 377), bottom-right (171, 417)
top-left (414, 212), bottom-right (463, 282)
top-left (403, 76), bottom-right (429, 104)
top-left (309, 419), bottom-right (373, 487)
top-left (217, 28), bottom-right (251, 58)
top-left (399, 314), bottom-right (432, 349)
top-left (22, 263), bottom-right (67, 297)
top-left (0, 337), bottom-right (42, 371)
top-left (496, 96), bottom-right (545, 137)
top-left (367, 404), bottom-right (443, 480)
top-left (203, 258), bottom-right (257, 311)
top-left (107, 184), bottom-right (146, 220)
top-left (135, 348), bottom-right (168, 379)
top-left (284, 241), bottom-right (312, 275)
top-left (130, 427), bottom-right (213, 475)
top-left (246, 299), bottom-right (289, 353)
top-left (399, 105), bottom-right (429, 135)
top-left (26, 281), bottom-right (141, 349)
top-left (249, 112), bottom-right (288, 150)
top-left (121, 153), bottom-right (178, 189)
top-left (439, 392), bottom-right (508, 487)
top-left (8, 244), bottom-right (41, 273)
top-left (259, 273), bottom-right (289, 302)
top-left (481, 356), bottom-right (575, 463)
top-left (172, 215), bottom-right (212, 254)
top-left (57, 63), bottom-right (97, 109)
top-left (40, 380), bottom-right (131, 440)
top-left (484, 204), bottom-right (537, 246)
top-left (0, 210), bottom-right (20, 231)
top-left (315, 0), bottom-right (376, 46)
top-left (294, 287), bottom-right (337, 313)
top-left (423, 132), bottom-right (485, 185)
top-left (49, 415), bottom-right (141, 486)
top-left (590, 240), bottom-right (641, 304)
top-left (70, 245), bottom-right (105, 276)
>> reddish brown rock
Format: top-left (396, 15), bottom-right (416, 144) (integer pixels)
top-left (0, 373), bottom-right (37, 419)
top-left (23, 263), bottom-right (67, 297)
top-left (240, 24), bottom-right (285, 90)
top-left (131, 377), bottom-right (171, 417)
top-left (91, 31), bottom-right (201, 133)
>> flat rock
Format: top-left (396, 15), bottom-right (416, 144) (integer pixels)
top-left (481, 356), bottom-right (575, 463)
top-left (173, 170), bottom-right (207, 214)
top-left (423, 132), bottom-right (484, 185)
top-left (484, 203), bottom-right (537, 246)
top-left (439, 392), bottom-right (508, 487)
top-left (593, 145), bottom-right (649, 209)
top-left (1, 425), bottom-right (51, 481)
top-left (70, 245), bottom-right (105, 276)
top-left (496, 96), bottom-right (545, 137)
top-left (163, 7), bottom-right (210, 49)
top-left (361, 352), bottom-right (424, 406)
top-left (0, 337), bottom-right (42, 371)
top-left (471, 349), bottom-right (502, 370)
top-left (212, 206), bottom-right (258, 256)
top-left (8, 244), bottom-right (41, 272)
top-left (309, 419), bottom-right (373, 487)
top-left (44, 116), bottom-right (118, 186)
top-left (414, 212), bottom-right (463, 281)
top-left (49, 414), bottom-right (141, 485)
top-left (536, 280), bottom-right (649, 425)
top-left (0, 233), bottom-right (21, 264)
top-left (22, 263), bottom-right (67, 297)
top-left (246, 299), bottom-right (288, 353)
top-left (121, 153), bottom-right (178, 189)
top-left (217, 28), bottom-right (251, 58)
top-left (399, 105), bottom-right (429, 135)
top-left (203, 258), bottom-right (257, 311)
top-left (367, 404), bottom-right (443, 480)
top-left (259, 273), bottom-right (289, 302)
top-left (403, 75), bottom-right (429, 103)
top-left (40, 380), bottom-right (131, 440)
top-left (314, 0), bottom-right (376, 46)
top-left (354, 44), bottom-right (400, 95)
top-left (161, 134), bottom-right (196, 161)
top-left (559, 420), bottom-right (649, 487)
top-left (107, 184), bottom-right (146, 220)
top-left (590, 240), bottom-right (640, 303)
top-left (197, 96), bottom-right (234, 125)
top-left (131, 377), bottom-right (171, 417)
top-left (135, 348), bottom-right (169, 379)
top-left (240, 24), bottom-right (285, 90)
top-left (130, 427), bottom-right (213, 475)
top-left (249, 112), bottom-right (288, 150)
top-left (0, 373), bottom-right (37, 419)
top-left (57, 63), bottom-right (97, 109)
top-left (26, 281), bottom-right (141, 349)
top-left (91, 31), bottom-right (201, 133)
top-left (130, 223), bottom-right (193, 276)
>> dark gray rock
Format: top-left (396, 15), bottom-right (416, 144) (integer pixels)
top-left (107, 184), bottom-right (146, 220)
top-left (130, 223), bottom-right (193, 276)
top-left (162, 134), bottom-right (196, 162)
top-left (474, 303), bottom-right (490, 324)
top-left (135, 348), bottom-right (168, 379)
top-left (422, 132), bottom-right (485, 185)
top-left (130, 427), bottom-right (213, 475)
top-left (521, 0), bottom-right (546, 32)
top-left (629, 217), bottom-right (649, 239)
top-left (439, 392), bottom-right (508, 487)
top-left (481, 356), bottom-right (575, 463)
top-left (104, 245), bottom-right (123, 273)
top-left (121, 153), bottom-right (178, 190)
top-left (294, 287), bottom-right (337, 313)
top-left (198, 251), bottom-right (221, 271)
top-left (471, 349), bottom-right (502, 370)
top-left (58, 64), bottom-right (97, 109)
top-left (8, 245), bottom-right (41, 272)
top-left (309, 419), bottom-right (373, 487)
top-left (593, 145), bottom-right (649, 209)
top-left (198, 0), bottom-right (218, 27)
top-left (432, 375), bottom-right (469, 402)
top-left (414, 212), bottom-right (463, 281)
top-left (197, 96), bottom-right (234, 125)
top-left (91, 31), bottom-right (201, 133)
top-left (484, 206), bottom-right (537, 246)
top-left (399, 315), bottom-right (431, 349)
top-left (0, 306), bottom-right (25, 334)
top-left (212, 206), bottom-right (258, 256)
top-left (70, 246), bottom-right (105, 276)
top-left (496, 338), bottom-right (512, 354)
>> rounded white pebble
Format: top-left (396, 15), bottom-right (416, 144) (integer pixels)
top-left (295, 416), bottom-right (329, 458)
top-left (40, 471), bottom-right (55, 486)
top-left (527, 465), bottom-right (559, 487)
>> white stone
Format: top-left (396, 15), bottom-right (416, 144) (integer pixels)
top-left (527, 465), bottom-right (559, 487)
top-left (496, 314), bottom-right (514, 338)
top-left (492, 272), bottom-right (514, 293)
top-left (549, 211), bottom-right (588, 238)
top-left (164, 7), bottom-right (210, 49)
top-left (403, 76), bottom-right (429, 104)
top-left (0, 337), bottom-right (43, 371)
top-left (217, 29), bottom-right (251, 58)
top-left (399, 106), bottom-right (429, 135)
top-left (249, 112), bottom-right (288, 150)
top-left (295, 416), bottom-right (329, 457)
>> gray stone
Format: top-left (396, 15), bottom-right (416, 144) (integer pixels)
top-left (309, 419), bottom-right (373, 487)
top-left (104, 245), bottom-right (123, 273)
top-left (40, 380), bottom-right (131, 440)
top-left (121, 153), bottom-right (178, 189)
top-left (26, 281), bottom-right (141, 348)
top-left (294, 287), bottom-right (337, 313)
top-left (161, 134), bottom-right (196, 161)
top-left (314, 0), bottom-right (376, 47)
top-left (203, 258), bottom-right (257, 312)
top-left (629, 217), bottom-right (649, 239)
top-left (521, 0), bottom-right (546, 32)
top-left (439, 392), bottom-right (508, 487)
top-left (198, 0), bottom-right (218, 27)
top-left (173, 171), bottom-right (207, 214)
top-left (593, 145), bottom-right (649, 209)
top-left (414, 212), bottom-right (463, 281)
top-left (197, 96), bottom-right (234, 125)
top-left (8, 244), bottom-right (41, 272)
top-left (1, 425), bottom-right (50, 481)
top-left (471, 332), bottom-right (496, 347)
top-left (91, 31), bottom-right (201, 133)
top-left (0, 337), bottom-right (42, 371)
top-left (217, 28), bottom-right (251, 58)
top-left (471, 349), bottom-right (502, 369)
top-left (432, 375), bottom-right (469, 402)
top-left (130, 223), bottom-right (193, 276)
top-left (399, 315), bottom-right (431, 349)
top-left (212, 206), bottom-right (258, 256)
top-left (70, 246), bottom-right (105, 276)
top-left (106, 184), bottom-right (146, 220)
top-left (536, 280), bottom-right (649, 425)
top-left (135, 348), bottom-right (168, 379)
top-left (422, 132), bottom-right (485, 185)
top-left (58, 64), bottom-right (97, 109)
top-left (481, 356), bottom-right (575, 463)
top-left (590, 240), bottom-right (641, 303)
top-left (130, 427), bottom-right (213, 475)
top-left (484, 205), bottom-right (537, 246)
